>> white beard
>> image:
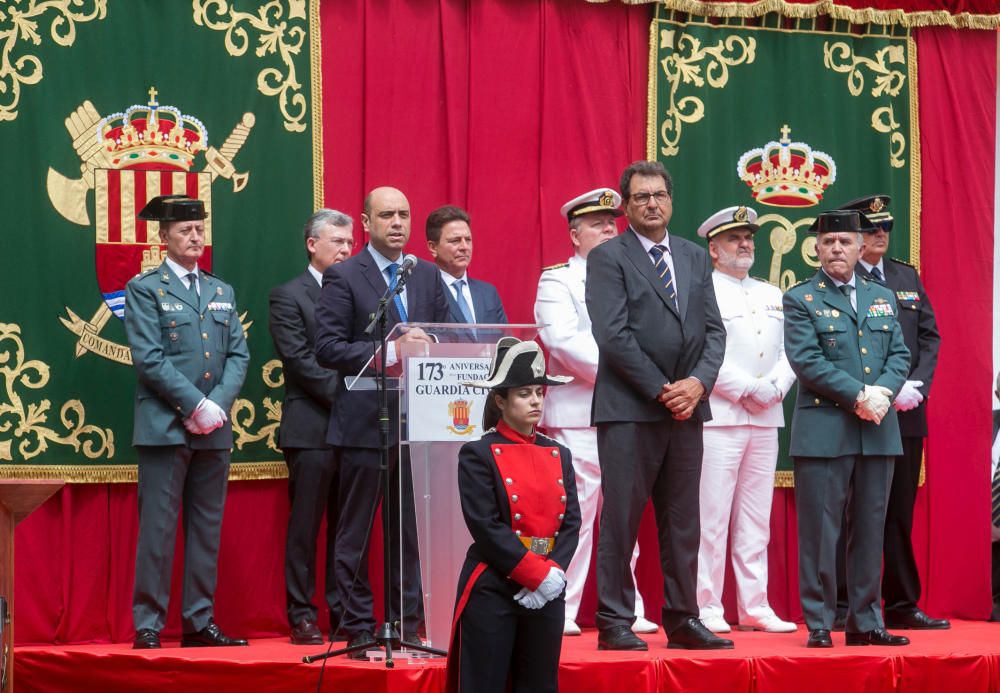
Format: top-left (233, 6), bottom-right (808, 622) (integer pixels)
top-left (716, 246), bottom-right (754, 273)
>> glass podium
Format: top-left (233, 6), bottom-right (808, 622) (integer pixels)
top-left (347, 322), bottom-right (541, 651)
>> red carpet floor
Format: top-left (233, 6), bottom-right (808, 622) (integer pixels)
top-left (15, 620), bottom-right (1000, 692)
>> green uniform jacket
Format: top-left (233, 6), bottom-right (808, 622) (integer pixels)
top-left (783, 269), bottom-right (910, 458)
top-left (124, 262), bottom-right (250, 449)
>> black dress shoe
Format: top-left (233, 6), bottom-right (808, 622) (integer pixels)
top-left (807, 629), bottom-right (833, 648)
top-left (884, 609), bottom-right (950, 630)
top-left (181, 620), bottom-right (249, 647)
top-left (346, 631), bottom-right (377, 660)
top-left (290, 619), bottom-right (324, 645)
top-left (845, 628), bottom-right (910, 646)
top-left (597, 625), bottom-right (648, 651)
top-left (667, 618), bottom-right (734, 650)
top-left (133, 628), bottom-right (161, 649)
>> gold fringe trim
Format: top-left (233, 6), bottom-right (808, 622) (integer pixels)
top-left (774, 470), bottom-right (794, 488)
top-left (596, 0), bottom-right (1000, 29)
top-left (646, 17), bottom-right (659, 161)
top-left (309, 0), bottom-right (324, 209)
top-left (907, 34), bottom-right (921, 271)
top-left (0, 461), bottom-right (289, 484)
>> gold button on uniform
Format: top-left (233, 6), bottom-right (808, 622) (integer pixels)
top-left (203, 372), bottom-right (211, 380)
top-left (204, 351), bottom-right (211, 359)
top-left (858, 330), bottom-right (864, 337)
top-left (814, 398), bottom-right (821, 405)
top-left (170, 320), bottom-right (176, 327)
top-left (202, 332), bottom-right (209, 340)
top-left (864, 366), bottom-right (871, 374)
top-left (861, 347), bottom-right (868, 354)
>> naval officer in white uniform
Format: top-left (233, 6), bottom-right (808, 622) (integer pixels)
top-left (534, 187), bottom-right (656, 636)
top-left (695, 206), bottom-right (797, 634)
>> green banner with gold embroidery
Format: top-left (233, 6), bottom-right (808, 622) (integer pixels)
top-left (0, 1), bottom-right (322, 481)
top-left (648, 10), bottom-right (919, 483)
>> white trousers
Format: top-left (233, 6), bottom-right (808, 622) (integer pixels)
top-left (697, 425), bottom-right (778, 623)
top-left (550, 427), bottom-right (644, 622)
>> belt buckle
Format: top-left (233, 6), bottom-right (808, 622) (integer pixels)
top-left (529, 537), bottom-right (550, 556)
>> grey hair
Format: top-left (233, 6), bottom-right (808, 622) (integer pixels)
top-left (304, 208), bottom-right (353, 245)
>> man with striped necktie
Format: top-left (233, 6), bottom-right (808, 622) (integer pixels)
top-left (586, 160), bottom-right (728, 651)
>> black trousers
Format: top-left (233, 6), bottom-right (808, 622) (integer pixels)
top-left (284, 447), bottom-right (340, 626)
top-left (333, 445), bottom-right (424, 636)
top-left (595, 418), bottom-right (702, 633)
top-left (456, 568), bottom-right (564, 693)
top-left (835, 436), bottom-right (923, 617)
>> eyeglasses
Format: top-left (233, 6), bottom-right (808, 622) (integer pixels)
top-left (629, 191), bottom-right (670, 205)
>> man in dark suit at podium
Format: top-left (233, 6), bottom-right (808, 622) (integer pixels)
top-left (269, 209), bottom-right (355, 644)
top-left (425, 205), bottom-right (507, 324)
top-left (314, 186), bottom-right (451, 657)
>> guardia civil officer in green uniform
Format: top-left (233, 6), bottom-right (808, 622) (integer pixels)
top-left (124, 195), bottom-right (250, 649)
top-left (783, 210), bottom-right (910, 649)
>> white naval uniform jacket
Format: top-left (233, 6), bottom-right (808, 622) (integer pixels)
top-left (707, 271), bottom-right (796, 428)
top-left (534, 254), bottom-right (597, 429)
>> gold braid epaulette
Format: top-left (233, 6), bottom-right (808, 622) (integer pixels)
top-left (542, 262), bottom-right (569, 272)
top-left (889, 257), bottom-right (916, 269)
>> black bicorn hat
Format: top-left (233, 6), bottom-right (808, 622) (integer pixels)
top-left (461, 337), bottom-right (573, 390)
top-left (807, 209), bottom-right (876, 235)
top-left (836, 194), bottom-right (893, 232)
top-left (138, 195), bottom-right (209, 222)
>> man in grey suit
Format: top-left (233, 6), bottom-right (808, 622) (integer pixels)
top-left (783, 210), bottom-right (911, 648)
top-left (269, 209), bottom-right (355, 644)
top-left (587, 160), bottom-right (729, 651)
top-left (425, 205), bottom-right (507, 324)
top-left (124, 195), bottom-right (250, 649)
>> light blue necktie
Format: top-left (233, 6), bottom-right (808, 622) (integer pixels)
top-left (452, 279), bottom-right (474, 323)
top-left (648, 244), bottom-right (677, 309)
top-left (386, 263), bottom-right (408, 322)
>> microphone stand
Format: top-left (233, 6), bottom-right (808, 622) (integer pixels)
top-left (305, 263), bottom-right (446, 668)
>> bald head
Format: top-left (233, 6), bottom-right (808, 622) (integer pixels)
top-left (362, 186), bottom-right (411, 260)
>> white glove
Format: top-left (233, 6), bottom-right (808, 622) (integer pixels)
top-left (182, 416), bottom-right (208, 435)
top-left (741, 397), bottom-right (767, 414)
top-left (746, 380), bottom-right (783, 408)
top-left (893, 380), bottom-right (925, 412)
top-left (856, 385), bottom-right (891, 424)
top-left (513, 587), bottom-right (548, 610)
top-left (191, 398), bottom-right (227, 433)
top-left (536, 567), bottom-right (567, 602)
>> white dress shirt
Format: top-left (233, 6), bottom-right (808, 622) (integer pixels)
top-left (164, 257), bottom-right (200, 294)
top-left (630, 228), bottom-right (677, 290)
top-left (307, 263), bottom-right (323, 286)
top-left (706, 271), bottom-right (796, 428)
top-left (440, 269), bottom-right (477, 323)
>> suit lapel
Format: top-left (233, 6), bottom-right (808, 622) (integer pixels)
top-left (670, 237), bottom-right (691, 320)
top-left (359, 248), bottom-right (402, 323)
top-left (160, 263), bottom-right (199, 311)
top-left (854, 275), bottom-right (875, 324)
top-left (621, 230), bottom-right (680, 318)
top-left (300, 271), bottom-right (321, 304)
top-left (817, 270), bottom-right (854, 322)
top-left (442, 279), bottom-right (466, 323)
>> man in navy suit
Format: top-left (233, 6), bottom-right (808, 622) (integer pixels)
top-left (425, 205), bottom-right (507, 324)
top-left (315, 186), bottom-right (452, 656)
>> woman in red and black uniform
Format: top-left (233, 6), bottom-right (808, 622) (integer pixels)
top-left (446, 338), bottom-right (581, 693)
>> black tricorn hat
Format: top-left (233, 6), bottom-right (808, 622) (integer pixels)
top-left (807, 210), bottom-right (876, 235)
top-left (138, 195), bottom-right (209, 222)
top-left (462, 338), bottom-right (572, 390)
top-left (836, 194), bottom-right (893, 232)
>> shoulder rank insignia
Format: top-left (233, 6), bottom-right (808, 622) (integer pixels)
top-left (817, 281), bottom-right (827, 289)
top-left (890, 257), bottom-right (916, 269)
top-left (542, 262), bottom-right (569, 272)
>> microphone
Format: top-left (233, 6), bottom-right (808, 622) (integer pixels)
top-left (397, 253), bottom-right (418, 277)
